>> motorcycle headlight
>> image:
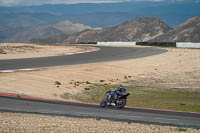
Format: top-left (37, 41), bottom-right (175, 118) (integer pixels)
top-left (106, 93), bottom-right (110, 97)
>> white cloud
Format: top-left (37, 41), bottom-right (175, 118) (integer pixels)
top-left (0, 0), bottom-right (185, 6)
top-left (0, 0), bottom-right (128, 6)
top-left (0, 0), bottom-right (21, 6)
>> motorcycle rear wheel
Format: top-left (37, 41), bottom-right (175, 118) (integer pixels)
top-left (117, 98), bottom-right (126, 108)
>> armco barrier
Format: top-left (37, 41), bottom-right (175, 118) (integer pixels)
top-left (136, 42), bottom-right (177, 47)
top-left (72, 42), bottom-right (97, 44)
top-left (176, 42), bottom-right (200, 48)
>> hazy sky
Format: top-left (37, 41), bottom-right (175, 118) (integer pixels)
top-left (0, 0), bottom-right (167, 6)
top-left (0, 0), bottom-right (190, 6)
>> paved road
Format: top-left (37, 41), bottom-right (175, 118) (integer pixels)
top-left (0, 46), bottom-right (167, 70)
top-left (0, 96), bottom-right (200, 128)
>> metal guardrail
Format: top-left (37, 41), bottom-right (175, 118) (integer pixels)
top-left (136, 42), bottom-right (176, 47)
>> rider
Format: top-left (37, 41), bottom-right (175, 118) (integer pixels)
top-left (114, 85), bottom-right (127, 100)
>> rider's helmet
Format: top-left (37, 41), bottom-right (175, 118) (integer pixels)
top-left (118, 85), bottom-right (126, 93)
top-left (119, 85), bottom-right (123, 88)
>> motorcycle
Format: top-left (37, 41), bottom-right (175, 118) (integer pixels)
top-left (100, 90), bottom-right (130, 108)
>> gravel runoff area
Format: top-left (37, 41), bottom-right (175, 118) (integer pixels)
top-left (0, 112), bottom-right (199, 133)
top-left (0, 43), bottom-right (95, 60)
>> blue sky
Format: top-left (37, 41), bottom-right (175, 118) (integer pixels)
top-left (0, 0), bottom-right (176, 6)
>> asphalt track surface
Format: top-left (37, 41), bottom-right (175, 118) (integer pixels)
top-left (0, 96), bottom-right (200, 128)
top-left (1, 46), bottom-right (199, 128)
top-left (0, 46), bottom-right (167, 70)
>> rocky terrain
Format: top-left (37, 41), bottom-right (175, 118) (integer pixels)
top-left (0, 20), bottom-right (91, 42)
top-left (31, 17), bottom-right (172, 44)
top-left (153, 17), bottom-right (200, 42)
top-left (63, 17), bottom-right (172, 43)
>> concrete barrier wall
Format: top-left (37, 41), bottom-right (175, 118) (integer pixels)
top-left (97, 41), bottom-right (200, 48)
top-left (176, 42), bottom-right (200, 48)
top-left (97, 42), bottom-right (136, 47)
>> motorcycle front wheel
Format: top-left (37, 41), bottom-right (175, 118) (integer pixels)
top-left (100, 100), bottom-right (107, 107)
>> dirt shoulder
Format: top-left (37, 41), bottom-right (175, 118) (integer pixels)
top-left (0, 47), bottom-right (199, 99)
top-left (0, 43), bottom-right (94, 60)
top-left (0, 112), bottom-right (198, 133)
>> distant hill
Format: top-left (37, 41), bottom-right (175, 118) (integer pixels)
top-left (0, 20), bottom-right (91, 42)
top-left (153, 17), bottom-right (200, 42)
top-left (0, 12), bottom-right (65, 29)
top-left (0, 25), bottom-right (63, 42)
top-left (30, 17), bottom-right (172, 44)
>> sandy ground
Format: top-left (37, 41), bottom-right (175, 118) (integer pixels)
top-left (0, 45), bottom-right (200, 100)
top-left (0, 43), bottom-right (94, 60)
top-left (0, 112), bottom-right (199, 133)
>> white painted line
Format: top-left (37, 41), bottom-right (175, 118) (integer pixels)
top-left (66, 53), bottom-right (74, 55)
top-left (76, 52), bottom-right (84, 54)
top-left (0, 70), bottom-right (14, 73)
top-left (0, 68), bottom-right (42, 73)
top-left (20, 69), bottom-right (34, 71)
top-left (61, 47), bottom-right (100, 56)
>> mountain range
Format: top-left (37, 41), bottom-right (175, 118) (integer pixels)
top-left (0, 1), bottom-right (200, 43)
top-left (30, 17), bottom-right (200, 44)
top-left (61, 17), bottom-right (172, 43)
